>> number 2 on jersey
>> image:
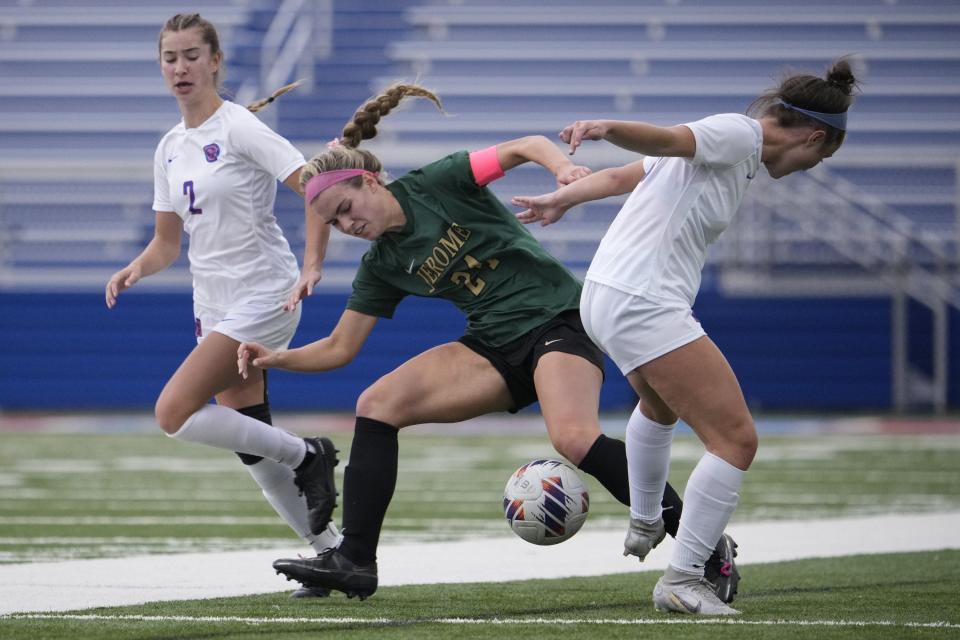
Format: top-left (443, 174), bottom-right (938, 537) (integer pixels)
top-left (183, 181), bottom-right (202, 215)
top-left (450, 254), bottom-right (500, 296)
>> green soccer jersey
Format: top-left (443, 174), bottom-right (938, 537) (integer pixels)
top-left (346, 151), bottom-right (582, 347)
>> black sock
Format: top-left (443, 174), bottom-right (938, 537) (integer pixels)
top-left (337, 417), bottom-right (399, 564)
top-left (235, 402), bottom-right (271, 465)
top-left (576, 433), bottom-right (683, 538)
top-left (661, 481), bottom-right (682, 538)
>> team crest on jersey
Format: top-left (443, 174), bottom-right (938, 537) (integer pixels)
top-left (203, 143), bottom-right (221, 163)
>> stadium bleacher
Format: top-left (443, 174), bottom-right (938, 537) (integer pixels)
top-left (0, 0), bottom-right (957, 411)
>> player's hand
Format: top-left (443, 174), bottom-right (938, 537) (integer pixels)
top-left (284, 268), bottom-right (322, 311)
top-left (105, 263), bottom-right (142, 309)
top-left (512, 193), bottom-right (570, 227)
top-left (559, 120), bottom-right (608, 155)
top-left (237, 341), bottom-right (278, 379)
top-left (555, 164), bottom-right (592, 187)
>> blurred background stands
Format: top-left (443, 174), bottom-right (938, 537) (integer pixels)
top-left (0, 0), bottom-right (957, 412)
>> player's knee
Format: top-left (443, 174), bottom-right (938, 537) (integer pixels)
top-left (736, 427), bottom-right (759, 467)
top-left (355, 383), bottom-right (403, 424)
top-left (711, 418), bottom-right (758, 469)
top-left (548, 427), bottom-right (596, 465)
top-left (154, 395), bottom-right (187, 435)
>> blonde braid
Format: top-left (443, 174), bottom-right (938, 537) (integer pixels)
top-left (299, 83), bottom-right (443, 191)
top-left (340, 83), bottom-right (444, 148)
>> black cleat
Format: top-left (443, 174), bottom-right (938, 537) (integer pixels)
top-left (705, 532), bottom-right (740, 604)
top-left (273, 548), bottom-right (378, 600)
top-left (290, 585), bottom-right (331, 599)
top-left (294, 437), bottom-right (339, 535)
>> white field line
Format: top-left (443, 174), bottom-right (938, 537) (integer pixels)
top-left (0, 511), bottom-right (958, 616)
top-left (0, 516), bottom-right (282, 525)
top-left (4, 614), bottom-right (959, 630)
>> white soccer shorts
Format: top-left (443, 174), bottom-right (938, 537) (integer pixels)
top-left (579, 279), bottom-right (706, 375)
top-left (194, 296), bottom-right (302, 351)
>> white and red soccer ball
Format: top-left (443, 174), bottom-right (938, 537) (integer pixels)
top-left (503, 459), bottom-right (589, 545)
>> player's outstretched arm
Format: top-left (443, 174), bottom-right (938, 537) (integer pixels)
top-left (238, 309), bottom-right (378, 377)
top-left (512, 160), bottom-right (647, 226)
top-left (494, 135), bottom-right (592, 187)
top-left (560, 119), bottom-right (696, 159)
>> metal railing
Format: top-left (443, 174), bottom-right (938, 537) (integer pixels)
top-left (720, 167), bottom-right (959, 414)
top-left (235, 0), bottom-right (332, 126)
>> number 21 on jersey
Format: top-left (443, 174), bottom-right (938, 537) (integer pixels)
top-left (451, 254), bottom-right (500, 295)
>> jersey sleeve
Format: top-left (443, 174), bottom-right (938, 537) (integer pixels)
top-left (416, 151), bottom-right (486, 197)
top-left (152, 141), bottom-right (173, 213)
top-left (230, 110), bottom-right (306, 182)
top-left (345, 258), bottom-right (407, 319)
top-left (687, 114), bottom-right (762, 169)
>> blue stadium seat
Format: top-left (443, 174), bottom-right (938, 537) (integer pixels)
top-left (0, 0), bottom-right (957, 411)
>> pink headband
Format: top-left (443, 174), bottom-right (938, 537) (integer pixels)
top-left (304, 169), bottom-right (377, 204)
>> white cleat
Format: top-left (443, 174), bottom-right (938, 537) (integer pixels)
top-left (653, 568), bottom-right (741, 615)
top-left (623, 517), bottom-right (666, 561)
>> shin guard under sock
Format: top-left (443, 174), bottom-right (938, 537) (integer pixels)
top-left (577, 433), bottom-right (683, 537)
top-left (337, 417), bottom-right (399, 563)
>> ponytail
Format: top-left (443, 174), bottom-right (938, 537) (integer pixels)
top-left (246, 79), bottom-right (303, 113)
top-left (340, 83), bottom-right (444, 148)
top-left (300, 82), bottom-right (444, 191)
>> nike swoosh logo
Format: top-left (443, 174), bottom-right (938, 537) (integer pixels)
top-left (670, 592), bottom-right (701, 614)
top-left (406, 259), bottom-right (416, 274)
top-left (544, 339), bottom-right (564, 346)
top-left (746, 172), bottom-right (755, 180)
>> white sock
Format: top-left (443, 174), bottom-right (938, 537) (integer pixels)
top-left (172, 404), bottom-right (307, 468)
top-left (625, 403), bottom-right (676, 522)
top-left (671, 451), bottom-right (745, 577)
top-left (244, 458), bottom-right (341, 553)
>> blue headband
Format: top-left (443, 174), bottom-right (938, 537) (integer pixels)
top-left (776, 99), bottom-right (848, 132)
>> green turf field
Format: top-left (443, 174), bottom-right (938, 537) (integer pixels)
top-left (1, 428), bottom-right (958, 561)
top-left (2, 552), bottom-right (958, 639)
top-left (1, 424), bottom-right (959, 638)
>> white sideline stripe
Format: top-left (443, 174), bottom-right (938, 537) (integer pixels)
top-left (0, 511), bottom-right (958, 616)
top-left (4, 614), bottom-right (959, 629)
top-left (0, 516), bottom-right (283, 525)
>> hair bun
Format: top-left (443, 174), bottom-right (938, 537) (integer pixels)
top-left (825, 59), bottom-right (857, 96)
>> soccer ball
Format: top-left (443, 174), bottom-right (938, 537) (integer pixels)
top-left (503, 459), bottom-right (589, 545)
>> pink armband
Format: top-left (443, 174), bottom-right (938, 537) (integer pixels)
top-left (469, 146), bottom-right (505, 186)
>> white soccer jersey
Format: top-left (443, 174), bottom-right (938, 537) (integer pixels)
top-left (153, 101), bottom-right (304, 311)
top-left (585, 113), bottom-right (762, 307)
